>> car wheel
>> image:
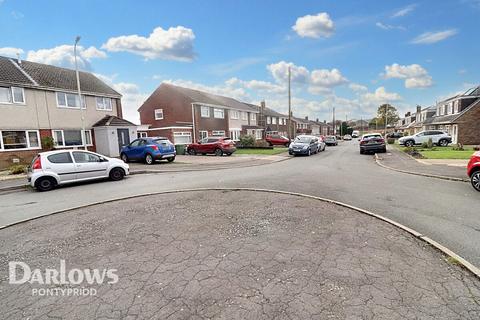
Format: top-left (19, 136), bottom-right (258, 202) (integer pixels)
top-left (405, 140), bottom-right (414, 147)
top-left (438, 139), bottom-right (449, 147)
top-left (471, 170), bottom-right (480, 192)
top-left (307, 149), bottom-right (311, 156)
top-left (226, 153), bottom-right (232, 156)
top-left (214, 148), bottom-right (223, 156)
top-left (167, 157), bottom-right (175, 163)
top-left (109, 167), bottom-right (125, 181)
top-left (202, 153), bottom-right (207, 155)
top-left (382, 147), bottom-right (387, 153)
top-left (187, 148), bottom-right (197, 155)
top-left (35, 177), bottom-right (56, 192)
top-left (120, 153), bottom-right (129, 163)
top-left (360, 149), bottom-right (364, 154)
top-left (145, 153), bottom-right (154, 165)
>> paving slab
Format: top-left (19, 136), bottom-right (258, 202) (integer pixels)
top-left (0, 190), bottom-right (478, 319)
top-left (377, 146), bottom-right (468, 180)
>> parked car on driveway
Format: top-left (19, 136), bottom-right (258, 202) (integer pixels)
top-left (187, 136), bottom-right (236, 156)
top-left (343, 134), bottom-right (352, 141)
top-left (289, 135), bottom-right (320, 156)
top-left (467, 151), bottom-right (480, 192)
top-left (359, 133), bottom-right (387, 154)
top-left (398, 130), bottom-right (452, 147)
top-left (28, 150), bottom-right (129, 192)
top-left (266, 134), bottom-right (290, 147)
top-left (121, 137), bottom-right (176, 165)
top-left (387, 132), bottom-right (403, 139)
top-left (324, 135), bottom-right (338, 146)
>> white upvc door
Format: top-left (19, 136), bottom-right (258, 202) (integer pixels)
top-left (452, 125), bottom-right (458, 144)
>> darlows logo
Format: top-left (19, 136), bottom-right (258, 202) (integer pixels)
top-left (8, 260), bottom-right (118, 296)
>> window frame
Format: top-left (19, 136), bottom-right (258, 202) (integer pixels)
top-left (173, 132), bottom-right (192, 145)
top-left (250, 113), bottom-right (256, 121)
top-left (241, 112), bottom-right (248, 121)
top-left (200, 106), bottom-right (210, 118)
top-left (96, 97), bottom-right (113, 111)
top-left (199, 130), bottom-right (208, 140)
top-left (154, 108), bottom-right (164, 120)
top-left (51, 129), bottom-right (93, 148)
top-left (212, 130), bottom-right (225, 137)
top-left (213, 108), bottom-right (224, 119)
top-left (0, 86), bottom-right (26, 105)
top-left (0, 130), bottom-right (41, 151)
top-left (230, 110), bottom-right (239, 120)
top-left (56, 92), bottom-right (86, 109)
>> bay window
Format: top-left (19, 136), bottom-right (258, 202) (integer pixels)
top-left (56, 92), bottom-right (86, 109)
top-left (0, 130), bottom-right (40, 150)
top-left (52, 130), bottom-right (92, 147)
top-left (96, 97), bottom-right (113, 111)
top-left (0, 86), bottom-right (25, 104)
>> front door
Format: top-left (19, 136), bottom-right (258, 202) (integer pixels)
top-left (117, 129), bottom-right (131, 153)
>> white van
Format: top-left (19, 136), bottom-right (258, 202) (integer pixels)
top-left (352, 130), bottom-right (360, 138)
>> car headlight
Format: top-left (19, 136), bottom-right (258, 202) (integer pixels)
top-left (289, 143), bottom-right (293, 148)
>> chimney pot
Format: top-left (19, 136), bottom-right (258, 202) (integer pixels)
top-left (416, 105), bottom-right (421, 113)
top-left (260, 100), bottom-right (266, 108)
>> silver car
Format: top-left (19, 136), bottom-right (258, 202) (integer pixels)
top-left (28, 150), bottom-right (129, 191)
top-left (399, 130), bottom-right (452, 147)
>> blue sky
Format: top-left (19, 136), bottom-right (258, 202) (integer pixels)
top-left (0, 0), bottom-right (479, 123)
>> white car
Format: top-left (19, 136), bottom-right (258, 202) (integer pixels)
top-left (27, 150), bottom-right (129, 192)
top-left (398, 130), bottom-right (452, 147)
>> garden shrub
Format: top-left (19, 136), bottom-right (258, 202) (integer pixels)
top-left (239, 135), bottom-right (255, 147)
top-left (254, 140), bottom-right (270, 148)
top-left (426, 138), bottom-right (433, 149)
top-left (9, 164), bottom-right (27, 175)
top-left (387, 138), bottom-right (395, 144)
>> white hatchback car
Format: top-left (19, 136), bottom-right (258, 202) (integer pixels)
top-left (27, 150), bottom-right (129, 191)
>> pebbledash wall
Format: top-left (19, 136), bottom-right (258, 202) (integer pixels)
top-left (0, 86), bottom-right (120, 169)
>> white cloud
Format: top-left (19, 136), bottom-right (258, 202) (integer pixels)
top-left (375, 22), bottom-right (406, 31)
top-left (26, 45), bottom-right (107, 70)
top-left (164, 79), bottom-right (250, 102)
top-left (391, 4), bottom-right (417, 18)
top-left (310, 68), bottom-right (348, 88)
top-left (411, 29), bottom-right (457, 44)
top-left (226, 78), bottom-right (285, 94)
top-left (292, 12), bottom-right (334, 39)
top-left (349, 83), bottom-right (368, 92)
top-left (384, 63), bottom-right (433, 88)
top-left (362, 87), bottom-right (402, 105)
top-left (113, 82), bottom-right (147, 124)
top-left (102, 26), bottom-right (195, 61)
top-left (267, 61), bottom-right (310, 84)
top-left (0, 47), bottom-right (24, 58)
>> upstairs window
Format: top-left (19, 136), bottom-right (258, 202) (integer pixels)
top-left (154, 109), bottom-right (164, 120)
top-left (230, 110), bottom-right (239, 119)
top-left (250, 113), bottom-right (256, 121)
top-left (0, 86), bottom-right (25, 104)
top-left (201, 106), bottom-right (210, 117)
top-left (57, 92), bottom-right (85, 109)
top-left (213, 108), bottom-right (224, 119)
top-left (267, 116), bottom-right (271, 124)
top-left (96, 97), bottom-right (113, 111)
top-left (241, 112), bottom-right (248, 120)
top-left (272, 117), bottom-right (277, 125)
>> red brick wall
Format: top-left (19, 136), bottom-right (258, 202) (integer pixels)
top-left (193, 106), bottom-right (228, 140)
top-left (457, 102), bottom-right (480, 145)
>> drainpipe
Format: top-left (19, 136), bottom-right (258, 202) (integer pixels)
top-left (191, 103), bottom-right (196, 142)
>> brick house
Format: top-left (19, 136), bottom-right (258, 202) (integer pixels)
top-left (293, 116), bottom-right (312, 135)
top-left (424, 86), bottom-right (480, 144)
top-left (413, 105), bottom-right (436, 134)
top-left (0, 55), bottom-right (128, 169)
top-left (248, 102), bottom-right (290, 137)
top-left (138, 83), bottom-right (261, 144)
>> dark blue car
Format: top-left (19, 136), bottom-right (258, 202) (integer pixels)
top-left (120, 137), bottom-right (176, 165)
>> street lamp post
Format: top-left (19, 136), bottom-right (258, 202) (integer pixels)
top-left (385, 104), bottom-right (388, 137)
top-left (74, 36), bottom-right (87, 150)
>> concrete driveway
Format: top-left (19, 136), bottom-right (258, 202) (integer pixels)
top-left (1, 190), bottom-right (478, 319)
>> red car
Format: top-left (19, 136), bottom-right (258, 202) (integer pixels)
top-left (187, 137), bottom-right (236, 156)
top-left (467, 151), bottom-right (480, 192)
top-left (266, 134), bottom-right (290, 147)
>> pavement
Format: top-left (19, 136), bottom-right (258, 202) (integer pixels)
top-left (1, 140), bottom-right (479, 269)
top-left (1, 190), bottom-right (479, 319)
top-left (376, 146), bottom-right (468, 181)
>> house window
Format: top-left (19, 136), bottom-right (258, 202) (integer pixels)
top-left (213, 108), bottom-right (224, 119)
top-left (230, 110), bottom-right (239, 119)
top-left (241, 112), bottom-right (248, 120)
top-left (173, 132), bottom-right (192, 145)
top-left (137, 132), bottom-right (148, 138)
top-left (56, 92), bottom-right (85, 109)
top-left (96, 97), bottom-right (113, 111)
top-left (212, 130), bottom-right (225, 136)
top-left (0, 130), bottom-right (41, 150)
top-left (255, 129), bottom-right (263, 140)
top-left (154, 109), bottom-right (164, 120)
top-left (52, 130), bottom-right (92, 147)
top-left (0, 86), bottom-right (25, 104)
top-left (201, 106), bottom-right (210, 117)
top-left (454, 101), bottom-right (459, 114)
top-left (250, 113), bottom-right (256, 121)
top-left (267, 116), bottom-right (271, 124)
top-left (272, 117), bottom-right (277, 125)
top-left (199, 130), bottom-right (208, 140)
top-left (230, 130), bottom-right (241, 141)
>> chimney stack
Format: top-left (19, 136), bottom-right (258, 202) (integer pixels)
top-left (260, 100), bottom-right (266, 109)
top-left (16, 52), bottom-right (21, 65)
top-left (305, 116), bottom-right (308, 120)
top-left (324, 120), bottom-right (326, 123)
top-left (416, 105), bottom-right (421, 113)
top-left (316, 118), bottom-right (319, 122)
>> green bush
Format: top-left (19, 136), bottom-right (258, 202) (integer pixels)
top-left (41, 136), bottom-right (55, 150)
top-left (254, 140), bottom-right (270, 148)
top-left (239, 135), bottom-right (255, 147)
top-left (9, 164), bottom-right (27, 175)
top-left (387, 138), bottom-right (395, 144)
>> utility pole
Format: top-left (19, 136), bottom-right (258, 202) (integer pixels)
top-left (74, 36), bottom-right (87, 150)
top-left (287, 66), bottom-right (292, 140)
top-left (332, 106), bottom-right (336, 136)
top-left (385, 104), bottom-right (388, 137)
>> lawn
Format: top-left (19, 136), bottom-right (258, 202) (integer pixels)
top-left (235, 147), bottom-right (288, 155)
top-left (402, 146), bottom-right (477, 160)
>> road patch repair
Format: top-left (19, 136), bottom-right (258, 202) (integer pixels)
top-left (0, 190), bottom-right (479, 319)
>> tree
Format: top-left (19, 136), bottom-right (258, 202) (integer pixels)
top-left (375, 104), bottom-right (399, 128)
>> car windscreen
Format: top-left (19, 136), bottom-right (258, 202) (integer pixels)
top-left (153, 139), bottom-right (172, 145)
top-left (363, 135), bottom-right (382, 140)
top-left (295, 137), bottom-right (311, 143)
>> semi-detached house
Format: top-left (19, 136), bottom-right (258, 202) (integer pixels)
top-left (138, 83), bottom-right (262, 144)
top-left (0, 55), bottom-right (135, 169)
